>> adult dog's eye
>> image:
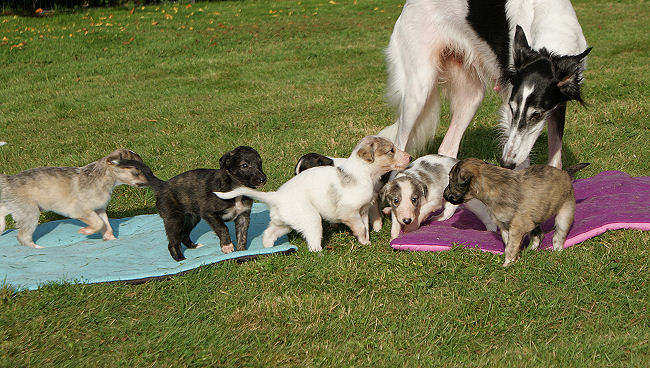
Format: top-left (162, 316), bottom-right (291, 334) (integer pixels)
top-left (530, 111), bottom-right (544, 121)
top-left (241, 163), bottom-right (249, 168)
top-left (411, 196), bottom-right (417, 204)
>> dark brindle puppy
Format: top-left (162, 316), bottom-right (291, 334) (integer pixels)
top-left (123, 146), bottom-right (266, 261)
top-left (443, 158), bottom-right (588, 266)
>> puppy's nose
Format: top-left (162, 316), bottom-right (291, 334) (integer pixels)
top-left (403, 218), bottom-right (412, 225)
top-left (500, 160), bottom-right (516, 170)
top-left (258, 176), bottom-right (267, 184)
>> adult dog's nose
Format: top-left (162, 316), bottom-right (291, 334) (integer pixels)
top-left (500, 160), bottom-right (516, 170)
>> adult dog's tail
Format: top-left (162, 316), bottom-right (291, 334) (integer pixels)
top-left (565, 163), bottom-right (590, 179)
top-left (116, 159), bottom-right (166, 193)
top-left (214, 187), bottom-right (277, 205)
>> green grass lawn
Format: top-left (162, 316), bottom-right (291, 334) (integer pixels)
top-left (1, 0), bottom-right (648, 366)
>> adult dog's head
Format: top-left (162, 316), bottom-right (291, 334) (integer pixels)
top-left (443, 158), bottom-right (484, 205)
top-left (219, 146), bottom-right (267, 189)
top-left (499, 25), bottom-right (592, 169)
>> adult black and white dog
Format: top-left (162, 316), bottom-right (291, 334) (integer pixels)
top-left (378, 0), bottom-right (591, 169)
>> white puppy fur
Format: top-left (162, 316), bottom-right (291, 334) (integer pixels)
top-left (215, 136), bottom-right (411, 252)
top-left (381, 154), bottom-right (496, 240)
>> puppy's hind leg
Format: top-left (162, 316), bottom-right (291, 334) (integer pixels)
top-left (181, 213), bottom-right (203, 249)
top-left (0, 204), bottom-right (7, 234)
top-left (552, 200), bottom-right (576, 251)
top-left (262, 222), bottom-right (291, 249)
top-left (162, 215), bottom-right (186, 261)
top-left (13, 205), bottom-right (43, 248)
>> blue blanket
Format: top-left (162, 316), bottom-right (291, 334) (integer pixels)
top-left (0, 203), bottom-right (296, 291)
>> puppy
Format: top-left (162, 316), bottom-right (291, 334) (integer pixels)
top-left (294, 152), bottom-right (386, 232)
top-left (215, 136), bottom-right (411, 252)
top-left (443, 158), bottom-right (589, 266)
top-left (0, 149), bottom-right (147, 248)
top-left (125, 146), bottom-right (266, 261)
top-left (380, 154), bottom-right (496, 240)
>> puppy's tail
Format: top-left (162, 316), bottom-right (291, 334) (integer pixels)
top-left (565, 163), bottom-right (590, 179)
top-left (214, 187), bottom-right (276, 205)
top-left (116, 159), bottom-right (166, 193)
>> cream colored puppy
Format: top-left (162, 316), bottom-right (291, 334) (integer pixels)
top-left (0, 149), bottom-right (147, 248)
top-left (215, 136), bottom-right (411, 252)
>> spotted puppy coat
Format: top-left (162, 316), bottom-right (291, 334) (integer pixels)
top-left (380, 154), bottom-right (496, 240)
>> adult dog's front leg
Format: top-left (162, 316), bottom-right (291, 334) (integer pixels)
top-left (234, 211), bottom-right (251, 251)
top-left (546, 103), bottom-right (566, 169)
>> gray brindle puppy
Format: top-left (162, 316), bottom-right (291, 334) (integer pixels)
top-left (443, 158), bottom-right (589, 266)
top-left (0, 149), bottom-right (147, 248)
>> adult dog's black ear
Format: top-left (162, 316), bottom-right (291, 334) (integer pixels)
top-left (512, 25), bottom-right (538, 69)
top-left (553, 47), bottom-right (592, 103)
top-left (219, 150), bottom-right (234, 169)
top-left (357, 141), bottom-right (375, 163)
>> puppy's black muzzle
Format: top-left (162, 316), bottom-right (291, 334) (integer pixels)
top-left (253, 174), bottom-right (267, 189)
top-left (443, 186), bottom-right (464, 205)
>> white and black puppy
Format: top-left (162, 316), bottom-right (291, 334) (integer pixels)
top-left (215, 136), bottom-right (411, 252)
top-left (125, 146), bottom-right (267, 261)
top-left (0, 149), bottom-right (147, 248)
top-left (293, 152), bottom-right (386, 233)
top-left (443, 158), bottom-right (589, 266)
top-left (378, 0), bottom-right (591, 170)
top-left (380, 154), bottom-right (496, 240)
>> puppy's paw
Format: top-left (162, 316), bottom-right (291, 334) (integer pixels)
top-left (103, 233), bottom-right (116, 241)
top-left (221, 243), bottom-right (235, 254)
top-left (195, 243), bottom-right (205, 249)
top-left (372, 220), bottom-right (383, 233)
top-left (78, 227), bottom-right (95, 235)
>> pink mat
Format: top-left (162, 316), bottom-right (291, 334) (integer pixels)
top-left (390, 171), bottom-right (650, 253)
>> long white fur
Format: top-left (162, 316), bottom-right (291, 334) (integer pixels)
top-left (378, 0), bottom-right (587, 165)
top-left (215, 137), bottom-right (411, 252)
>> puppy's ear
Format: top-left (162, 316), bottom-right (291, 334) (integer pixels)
top-left (553, 47), bottom-right (592, 103)
top-left (106, 149), bottom-right (142, 165)
top-left (379, 181), bottom-right (393, 203)
top-left (357, 141), bottom-right (375, 163)
top-left (512, 25), bottom-right (538, 69)
top-left (418, 181), bottom-right (428, 199)
top-left (219, 150), bottom-right (234, 169)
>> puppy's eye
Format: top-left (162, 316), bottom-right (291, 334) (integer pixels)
top-left (393, 198), bottom-right (399, 204)
top-left (241, 163), bottom-right (249, 168)
top-left (389, 147), bottom-right (395, 154)
top-left (411, 196), bottom-right (418, 204)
